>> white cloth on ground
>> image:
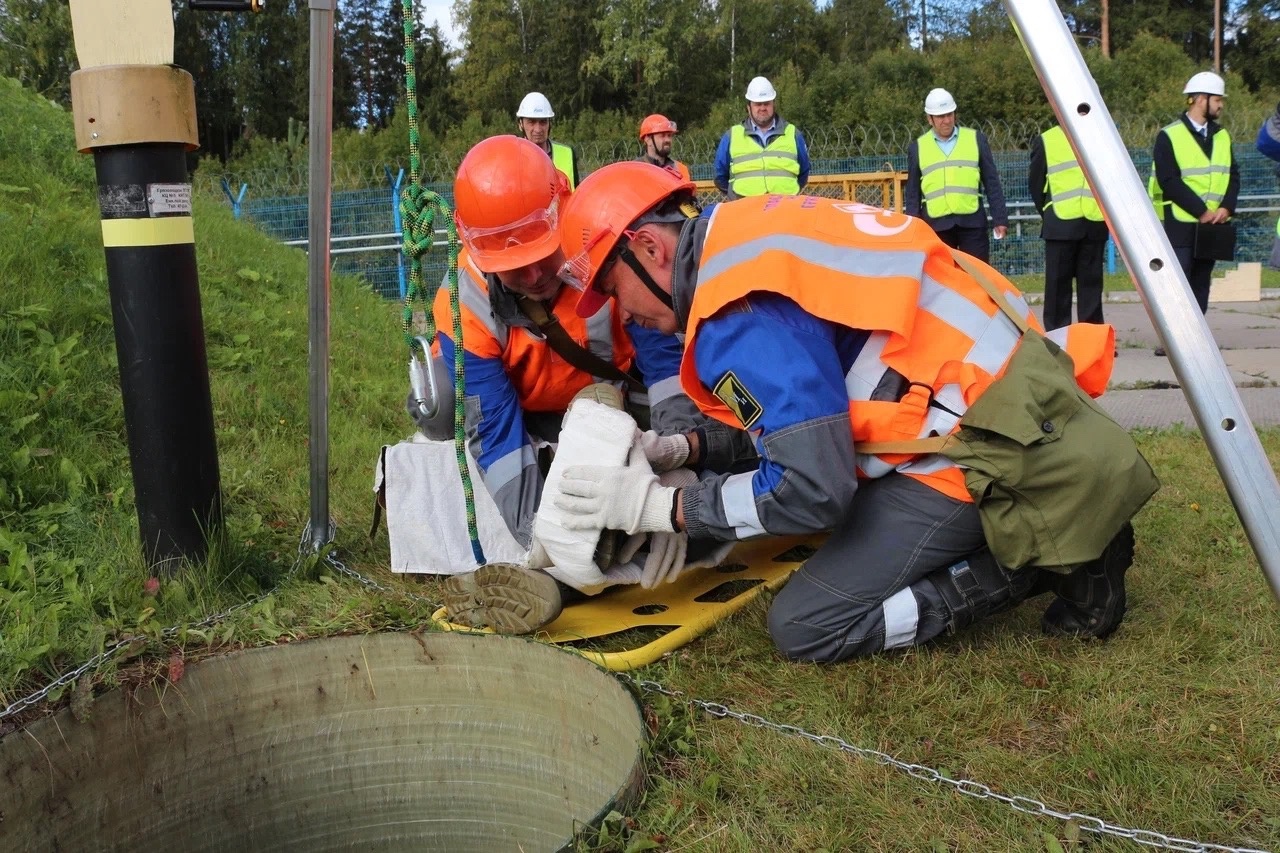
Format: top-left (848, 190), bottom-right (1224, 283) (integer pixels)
top-left (373, 434), bottom-right (526, 574)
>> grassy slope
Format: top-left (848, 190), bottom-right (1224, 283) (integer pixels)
top-left (3, 78), bottom-right (1280, 851)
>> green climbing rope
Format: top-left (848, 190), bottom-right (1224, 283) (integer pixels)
top-left (399, 0), bottom-right (484, 565)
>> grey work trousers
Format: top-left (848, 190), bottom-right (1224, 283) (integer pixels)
top-left (766, 474), bottom-right (987, 663)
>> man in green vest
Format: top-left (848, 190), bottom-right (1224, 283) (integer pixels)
top-left (1030, 125), bottom-right (1109, 331)
top-left (1148, 71), bottom-right (1240, 354)
top-left (516, 91), bottom-right (580, 190)
top-left (713, 76), bottom-right (810, 199)
top-left (905, 88), bottom-right (1007, 264)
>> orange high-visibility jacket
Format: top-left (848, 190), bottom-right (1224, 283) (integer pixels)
top-left (678, 196), bottom-right (1114, 501)
top-left (433, 250), bottom-right (636, 413)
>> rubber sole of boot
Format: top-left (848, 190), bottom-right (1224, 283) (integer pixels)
top-left (442, 563), bottom-right (563, 635)
top-left (570, 382), bottom-right (624, 411)
top-left (1042, 522), bottom-right (1136, 640)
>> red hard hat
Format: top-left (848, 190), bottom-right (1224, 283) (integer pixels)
top-left (453, 135), bottom-right (568, 274)
top-left (638, 114), bottom-right (678, 139)
top-left (558, 162), bottom-right (694, 318)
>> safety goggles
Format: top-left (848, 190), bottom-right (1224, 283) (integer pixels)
top-left (458, 196), bottom-right (560, 259)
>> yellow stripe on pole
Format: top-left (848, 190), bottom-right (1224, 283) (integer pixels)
top-left (101, 217), bottom-right (194, 247)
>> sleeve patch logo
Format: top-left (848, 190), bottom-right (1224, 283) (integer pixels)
top-left (713, 371), bottom-right (763, 429)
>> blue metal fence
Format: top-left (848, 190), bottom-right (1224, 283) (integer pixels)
top-left (231, 144), bottom-right (1280, 299)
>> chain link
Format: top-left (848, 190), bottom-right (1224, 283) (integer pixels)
top-left (629, 678), bottom-right (1271, 853)
top-left (4, 552), bottom-right (1270, 853)
top-left (2, 526), bottom-right (430, 723)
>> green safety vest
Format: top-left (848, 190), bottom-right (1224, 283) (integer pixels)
top-left (550, 141), bottom-right (576, 190)
top-left (1041, 126), bottom-right (1102, 222)
top-left (1146, 121), bottom-right (1231, 223)
top-left (728, 123), bottom-right (800, 196)
top-left (917, 127), bottom-right (981, 218)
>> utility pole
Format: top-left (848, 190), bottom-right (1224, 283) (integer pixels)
top-left (1213, 0), bottom-right (1222, 72)
top-left (1100, 0), bottom-right (1110, 58)
top-left (729, 3), bottom-right (736, 95)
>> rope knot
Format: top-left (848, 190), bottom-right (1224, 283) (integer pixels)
top-left (400, 183), bottom-right (445, 262)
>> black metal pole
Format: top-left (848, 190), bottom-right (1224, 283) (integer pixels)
top-left (93, 146), bottom-right (222, 569)
top-left (71, 65), bottom-right (222, 572)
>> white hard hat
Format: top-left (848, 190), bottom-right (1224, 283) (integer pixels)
top-left (516, 92), bottom-right (555, 119)
top-left (924, 88), bottom-right (957, 116)
top-left (745, 76), bottom-right (777, 102)
top-left (1183, 71), bottom-right (1226, 97)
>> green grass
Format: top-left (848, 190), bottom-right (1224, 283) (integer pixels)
top-left (4, 77), bottom-right (1280, 851)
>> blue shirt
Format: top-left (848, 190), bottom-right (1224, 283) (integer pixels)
top-left (693, 292), bottom-right (866, 509)
top-left (714, 120), bottom-right (811, 194)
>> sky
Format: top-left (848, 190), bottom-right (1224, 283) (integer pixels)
top-left (418, 0), bottom-right (460, 48)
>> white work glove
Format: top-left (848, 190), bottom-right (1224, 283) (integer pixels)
top-left (635, 428), bottom-right (691, 473)
top-left (556, 444), bottom-right (678, 535)
top-left (638, 468), bottom-right (699, 589)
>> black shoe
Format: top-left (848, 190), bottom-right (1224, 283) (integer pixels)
top-left (443, 563), bottom-right (563, 634)
top-left (1042, 522), bottom-right (1135, 639)
top-left (1154, 346), bottom-right (1167, 357)
top-left (930, 549), bottom-right (1038, 632)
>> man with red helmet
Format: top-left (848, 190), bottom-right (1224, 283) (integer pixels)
top-left (437, 137), bottom-right (751, 632)
top-left (551, 162), bottom-right (1153, 663)
top-left (636, 114), bottom-right (691, 182)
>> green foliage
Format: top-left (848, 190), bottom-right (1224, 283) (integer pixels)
top-left (0, 0), bottom-right (74, 103)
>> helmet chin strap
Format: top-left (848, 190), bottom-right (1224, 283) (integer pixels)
top-left (617, 245), bottom-right (674, 310)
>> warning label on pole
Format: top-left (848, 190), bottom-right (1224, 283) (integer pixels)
top-left (147, 183), bottom-right (193, 217)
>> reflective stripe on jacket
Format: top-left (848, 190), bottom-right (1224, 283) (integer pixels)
top-left (1041, 126), bottom-right (1102, 222)
top-left (433, 252), bottom-right (634, 413)
top-left (729, 123), bottom-right (800, 196)
top-left (1148, 122), bottom-right (1231, 222)
top-left (917, 127), bottom-right (981, 218)
top-left (550, 141), bottom-right (577, 190)
top-left (678, 196), bottom-right (1114, 502)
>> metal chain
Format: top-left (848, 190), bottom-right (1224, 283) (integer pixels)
top-left (628, 678), bottom-right (1270, 853)
top-left (4, 549), bottom-right (1267, 853)
top-left (2, 529), bottom-right (315, 722)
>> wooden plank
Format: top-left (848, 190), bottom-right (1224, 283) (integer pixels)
top-left (69, 0), bottom-right (173, 69)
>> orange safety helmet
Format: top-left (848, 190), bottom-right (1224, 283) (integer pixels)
top-left (558, 162), bottom-right (695, 318)
top-left (638, 114), bottom-right (678, 139)
top-left (453, 135), bottom-right (569, 274)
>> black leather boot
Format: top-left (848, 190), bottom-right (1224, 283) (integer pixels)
top-left (1041, 522), bottom-right (1135, 639)
top-left (929, 549), bottom-right (1039, 632)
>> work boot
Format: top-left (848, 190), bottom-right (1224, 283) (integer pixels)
top-left (928, 549), bottom-right (1039, 633)
top-left (443, 562), bottom-right (563, 635)
top-left (1041, 522), bottom-right (1135, 639)
top-left (571, 382), bottom-right (625, 410)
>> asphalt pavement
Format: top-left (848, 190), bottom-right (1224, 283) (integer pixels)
top-left (1031, 289), bottom-right (1280, 430)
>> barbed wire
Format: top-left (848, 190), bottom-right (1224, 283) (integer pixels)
top-left (194, 113), bottom-right (1275, 199)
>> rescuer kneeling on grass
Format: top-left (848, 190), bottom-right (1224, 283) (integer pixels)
top-left (432, 137), bottom-right (752, 633)
top-left (551, 163), bottom-right (1160, 663)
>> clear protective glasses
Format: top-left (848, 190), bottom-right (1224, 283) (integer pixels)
top-left (459, 195), bottom-right (559, 258)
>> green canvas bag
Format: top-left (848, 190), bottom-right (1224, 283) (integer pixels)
top-left (860, 254), bottom-right (1160, 572)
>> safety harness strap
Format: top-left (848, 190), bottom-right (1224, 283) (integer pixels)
top-left (517, 296), bottom-right (645, 393)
